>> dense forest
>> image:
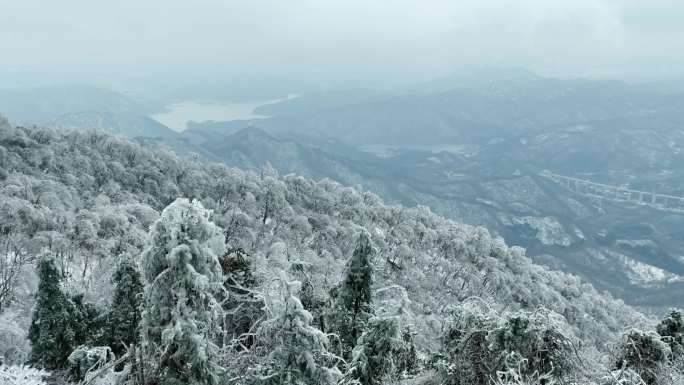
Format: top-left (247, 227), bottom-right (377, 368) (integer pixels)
top-left (0, 115), bottom-right (682, 384)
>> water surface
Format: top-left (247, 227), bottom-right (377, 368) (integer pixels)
top-left (151, 95), bottom-right (297, 132)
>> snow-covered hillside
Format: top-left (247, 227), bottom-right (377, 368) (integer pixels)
top-left (0, 118), bottom-right (672, 384)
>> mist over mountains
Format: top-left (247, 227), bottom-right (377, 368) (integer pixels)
top-left (6, 0), bottom-right (684, 383)
top-left (3, 69), bottom-right (684, 312)
top-left (5, 65), bottom-right (684, 385)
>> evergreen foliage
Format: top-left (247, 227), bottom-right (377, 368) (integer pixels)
top-left (298, 275), bottom-right (327, 332)
top-left (107, 255), bottom-right (144, 358)
top-left (329, 231), bottom-right (374, 358)
top-left (71, 293), bottom-right (106, 346)
top-left (28, 256), bottom-right (80, 369)
top-left (342, 317), bottom-right (403, 385)
top-left (221, 247), bottom-right (256, 289)
top-left (67, 345), bottom-right (115, 382)
top-left (140, 198), bottom-right (226, 385)
top-left (340, 231), bottom-right (373, 317)
top-left (254, 272), bottom-right (341, 385)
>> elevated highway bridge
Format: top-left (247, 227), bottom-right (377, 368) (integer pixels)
top-left (539, 170), bottom-right (684, 213)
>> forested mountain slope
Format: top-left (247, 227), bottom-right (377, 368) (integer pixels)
top-left (178, 75), bottom-right (684, 311)
top-left (0, 85), bottom-right (146, 123)
top-left (50, 111), bottom-right (179, 140)
top-left (174, 119), bottom-right (684, 310)
top-left (0, 116), bottom-right (667, 384)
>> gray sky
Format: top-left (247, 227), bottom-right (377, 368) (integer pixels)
top-left (1, 0), bottom-right (683, 84)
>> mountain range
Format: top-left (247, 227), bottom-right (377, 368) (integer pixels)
top-left (5, 70), bottom-right (684, 310)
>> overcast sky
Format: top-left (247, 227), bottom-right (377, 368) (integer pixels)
top-left (1, 0), bottom-right (683, 85)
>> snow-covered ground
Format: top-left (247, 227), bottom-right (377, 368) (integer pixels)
top-left (513, 216), bottom-right (572, 246)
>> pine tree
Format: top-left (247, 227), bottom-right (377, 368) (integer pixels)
top-left (28, 256), bottom-right (78, 369)
top-left (108, 255), bottom-right (144, 358)
top-left (256, 272), bottom-right (341, 385)
top-left (329, 230), bottom-right (374, 358)
top-left (140, 198), bottom-right (226, 385)
top-left (70, 293), bottom-right (105, 347)
top-left (342, 317), bottom-right (403, 385)
top-left (299, 276), bottom-right (327, 332)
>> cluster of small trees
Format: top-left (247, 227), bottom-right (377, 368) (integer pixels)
top-left (438, 304), bottom-right (684, 385)
top-left (27, 253), bottom-right (143, 381)
top-left (439, 301), bottom-right (579, 385)
top-left (23, 199), bottom-right (417, 385)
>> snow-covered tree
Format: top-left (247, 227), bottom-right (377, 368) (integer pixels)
top-left (329, 230), bottom-right (374, 358)
top-left (0, 365), bottom-right (49, 385)
top-left (107, 255), bottom-right (144, 358)
top-left (656, 309), bottom-right (684, 358)
top-left (28, 256), bottom-right (79, 369)
top-left (255, 272), bottom-right (341, 385)
top-left (298, 275), bottom-right (327, 332)
top-left (615, 329), bottom-right (671, 385)
top-left (70, 293), bottom-right (106, 348)
top-left (220, 247), bottom-right (263, 349)
top-left (487, 310), bottom-right (577, 381)
top-left (0, 231), bottom-right (31, 312)
top-left (441, 302), bottom-right (497, 385)
top-left (341, 316), bottom-right (403, 385)
top-left (67, 345), bottom-right (115, 382)
top-left (442, 303), bottom-right (578, 385)
top-left (140, 198), bottom-right (226, 385)
top-left (258, 165), bottom-right (286, 226)
top-left (599, 368), bottom-right (649, 385)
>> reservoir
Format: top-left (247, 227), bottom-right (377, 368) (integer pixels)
top-left (150, 95), bottom-right (297, 132)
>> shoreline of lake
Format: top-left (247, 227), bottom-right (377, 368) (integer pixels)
top-left (150, 94), bottom-right (298, 132)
